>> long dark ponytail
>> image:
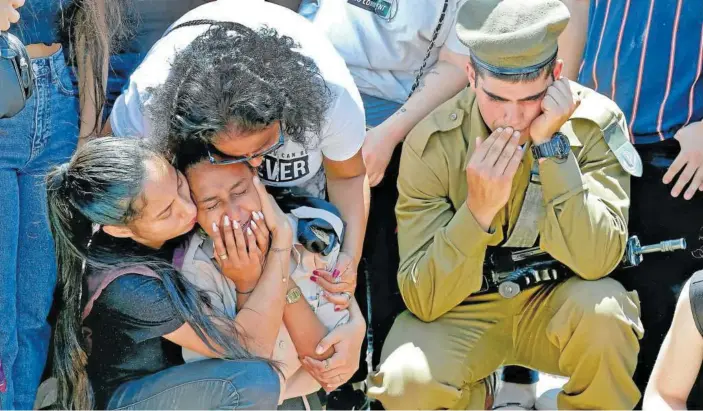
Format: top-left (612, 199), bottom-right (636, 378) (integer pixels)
top-left (47, 137), bottom-right (257, 409)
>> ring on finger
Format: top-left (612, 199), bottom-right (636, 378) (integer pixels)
top-left (219, 253), bottom-right (228, 261)
top-left (324, 359), bottom-right (330, 370)
top-left (342, 291), bottom-right (352, 300)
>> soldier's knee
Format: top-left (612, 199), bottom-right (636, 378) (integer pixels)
top-left (564, 278), bottom-right (643, 356)
top-left (368, 343), bottom-right (465, 410)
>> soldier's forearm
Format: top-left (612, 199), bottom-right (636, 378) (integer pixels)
top-left (538, 153), bottom-right (629, 279)
top-left (397, 205), bottom-right (493, 321)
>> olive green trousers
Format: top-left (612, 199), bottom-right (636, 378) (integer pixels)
top-left (367, 277), bottom-right (643, 410)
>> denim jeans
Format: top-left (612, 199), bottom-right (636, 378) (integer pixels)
top-left (106, 359), bottom-right (280, 410)
top-left (0, 48), bottom-right (79, 409)
top-left (359, 94), bottom-right (403, 128)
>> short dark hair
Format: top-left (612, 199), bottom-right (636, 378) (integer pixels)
top-left (173, 139), bottom-right (211, 174)
top-left (470, 54), bottom-right (557, 84)
top-left (174, 139), bottom-right (256, 176)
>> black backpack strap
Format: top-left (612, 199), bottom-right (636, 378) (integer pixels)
top-left (689, 270), bottom-right (703, 337)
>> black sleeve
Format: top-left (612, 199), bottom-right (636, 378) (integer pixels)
top-left (95, 274), bottom-right (186, 343)
top-left (689, 270), bottom-right (703, 338)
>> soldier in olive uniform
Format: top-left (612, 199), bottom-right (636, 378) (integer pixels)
top-left (365, 0), bottom-right (645, 409)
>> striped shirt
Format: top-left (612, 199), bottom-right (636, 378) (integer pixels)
top-left (577, 0), bottom-right (703, 145)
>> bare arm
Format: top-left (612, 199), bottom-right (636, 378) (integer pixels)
top-left (383, 46), bottom-right (469, 145)
top-left (281, 282), bottom-right (335, 360)
top-left (644, 280), bottom-right (703, 410)
top-left (164, 231), bottom-right (291, 358)
top-left (364, 45), bottom-right (469, 186)
top-left (75, 0), bottom-right (110, 144)
top-left (558, 0), bottom-right (590, 80)
top-left (237, 278), bottom-right (334, 361)
top-left (165, 179), bottom-right (295, 359)
top-left (324, 150), bottom-right (369, 266)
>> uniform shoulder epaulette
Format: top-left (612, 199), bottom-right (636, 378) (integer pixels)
top-left (568, 83), bottom-right (643, 177)
top-left (406, 88), bottom-right (472, 155)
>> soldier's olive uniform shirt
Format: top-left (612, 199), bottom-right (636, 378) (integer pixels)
top-left (396, 83), bottom-right (631, 322)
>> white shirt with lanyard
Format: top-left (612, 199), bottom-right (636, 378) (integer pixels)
top-left (305, 0), bottom-right (471, 103)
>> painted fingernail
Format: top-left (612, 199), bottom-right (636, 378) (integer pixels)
top-left (496, 127), bottom-right (504, 133)
top-left (253, 176), bottom-right (260, 184)
top-left (252, 212), bottom-right (259, 220)
top-left (233, 220), bottom-right (240, 229)
top-left (333, 269), bottom-right (340, 278)
top-left (334, 307), bottom-right (341, 312)
top-left (246, 227), bottom-right (253, 236)
top-left (212, 222), bottom-right (219, 232)
top-left (259, 211), bottom-right (265, 220)
top-left (513, 131), bottom-right (520, 138)
top-left (313, 270), bottom-right (320, 276)
top-left (223, 215), bottom-right (230, 227)
top-left (251, 220), bottom-right (258, 229)
top-left (311, 276), bottom-right (318, 282)
top-left (315, 345), bottom-right (324, 355)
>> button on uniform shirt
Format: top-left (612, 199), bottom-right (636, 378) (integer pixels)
top-left (578, 0), bottom-right (703, 144)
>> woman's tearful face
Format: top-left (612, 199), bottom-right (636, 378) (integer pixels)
top-left (185, 161), bottom-right (263, 239)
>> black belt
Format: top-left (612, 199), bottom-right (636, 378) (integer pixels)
top-left (475, 263), bottom-right (572, 298)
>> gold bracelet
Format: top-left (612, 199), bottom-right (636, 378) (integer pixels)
top-left (269, 246), bottom-right (292, 282)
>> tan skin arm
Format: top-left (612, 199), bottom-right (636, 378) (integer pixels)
top-left (382, 45), bottom-right (470, 145)
top-left (644, 280), bottom-right (703, 410)
top-left (324, 150), bottom-right (369, 266)
top-left (101, 115), bottom-right (112, 136)
top-left (363, 45), bottom-right (470, 187)
top-left (557, 0), bottom-right (590, 80)
top-left (163, 233), bottom-right (290, 359)
top-left (75, 0), bottom-right (110, 145)
top-left (236, 278), bottom-right (334, 361)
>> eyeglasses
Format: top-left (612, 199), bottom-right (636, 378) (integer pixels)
top-left (207, 129), bottom-right (285, 165)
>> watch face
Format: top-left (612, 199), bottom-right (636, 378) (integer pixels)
top-left (555, 133), bottom-right (571, 160)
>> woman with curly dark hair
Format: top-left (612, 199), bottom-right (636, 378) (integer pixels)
top-left (106, 1), bottom-right (367, 393)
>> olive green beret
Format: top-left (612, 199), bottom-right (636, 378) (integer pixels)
top-left (456, 0), bottom-right (570, 74)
